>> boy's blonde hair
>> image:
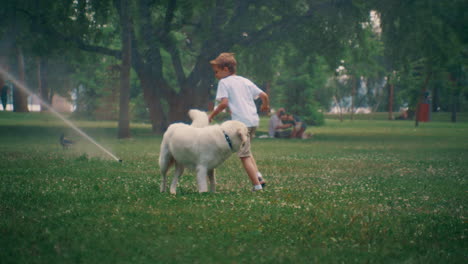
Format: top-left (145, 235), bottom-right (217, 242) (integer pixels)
top-left (210, 52), bottom-right (237, 74)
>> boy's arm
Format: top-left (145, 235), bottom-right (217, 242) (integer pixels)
top-left (209, 98), bottom-right (229, 123)
top-left (259, 92), bottom-right (270, 112)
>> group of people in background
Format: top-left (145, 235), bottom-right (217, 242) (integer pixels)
top-left (268, 108), bottom-right (310, 139)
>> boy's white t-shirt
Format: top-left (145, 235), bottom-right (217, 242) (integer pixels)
top-left (215, 75), bottom-right (263, 127)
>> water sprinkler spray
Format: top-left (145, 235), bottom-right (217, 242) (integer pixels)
top-left (0, 68), bottom-right (122, 162)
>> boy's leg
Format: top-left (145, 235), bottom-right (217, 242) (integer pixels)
top-left (239, 127), bottom-right (265, 190)
top-left (250, 154), bottom-right (259, 175)
top-left (250, 154), bottom-right (266, 186)
top-left (240, 156), bottom-right (261, 186)
top-left (247, 127), bottom-right (265, 184)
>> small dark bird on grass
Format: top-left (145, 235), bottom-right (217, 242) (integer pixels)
top-left (60, 133), bottom-right (74, 149)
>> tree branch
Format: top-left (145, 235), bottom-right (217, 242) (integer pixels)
top-left (137, 0), bottom-right (164, 79)
top-left (163, 0), bottom-right (177, 34)
top-left (161, 0), bottom-right (187, 88)
top-left (232, 1), bottom-right (329, 48)
top-left (74, 40), bottom-right (122, 58)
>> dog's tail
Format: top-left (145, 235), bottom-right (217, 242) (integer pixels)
top-left (159, 134), bottom-right (174, 192)
top-left (159, 133), bottom-right (175, 174)
top-left (188, 109), bottom-right (209, 128)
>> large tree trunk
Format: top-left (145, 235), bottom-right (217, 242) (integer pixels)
top-left (97, 1), bottom-right (222, 132)
top-left (118, 0), bottom-right (131, 139)
top-left (164, 51), bottom-right (216, 128)
top-left (13, 45), bottom-right (29, 112)
top-left (168, 91), bottom-right (189, 123)
top-left (192, 76), bottom-right (214, 111)
top-left (37, 57), bottom-right (50, 111)
top-left (139, 75), bottom-right (166, 133)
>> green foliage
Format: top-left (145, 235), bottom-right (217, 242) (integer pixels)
top-left (1, 0), bottom-right (466, 128)
top-left (271, 48), bottom-right (328, 126)
top-left (276, 72), bottom-right (325, 126)
top-left (0, 112), bottom-right (467, 262)
top-left (310, 56), bottom-right (334, 110)
top-left (375, 0), bottom-right (468, 112)
top-left (130, 90), bottom-right (149, 122)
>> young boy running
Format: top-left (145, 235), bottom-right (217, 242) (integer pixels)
top-left (208, 53), bottom-right (269, 191)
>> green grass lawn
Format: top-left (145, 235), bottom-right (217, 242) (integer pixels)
top-left (1, 112), bottom-right (467, 263)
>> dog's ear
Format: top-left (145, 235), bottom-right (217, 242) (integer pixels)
top-left (237, 128), bottom-right (248, 143)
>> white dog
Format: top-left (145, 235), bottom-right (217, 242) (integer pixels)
top-left (187, 109), bottom-right (209, 128)
top-left (159, 109), bottom-right (248, 194)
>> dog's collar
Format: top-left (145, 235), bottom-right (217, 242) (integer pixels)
top-left (223, 131), bottom-right (233, 151)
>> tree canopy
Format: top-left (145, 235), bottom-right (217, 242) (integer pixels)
top-left (0, 0), bottom-right (466, 131)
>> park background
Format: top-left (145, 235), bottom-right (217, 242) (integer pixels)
top-left (0, 0), bottom-right (466, 134)
top-left (0, 0), bottom-right (467, 263)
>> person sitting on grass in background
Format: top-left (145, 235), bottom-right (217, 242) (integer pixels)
top-left (268, 108), bottom-right (293, 138)
top-left (283, 114), bottom-right (308, 139)
top-left (208, 52), bottom-right (270, 191)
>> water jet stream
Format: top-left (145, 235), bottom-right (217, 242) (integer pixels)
top-left (0, 68), bottom-right (120, 162)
